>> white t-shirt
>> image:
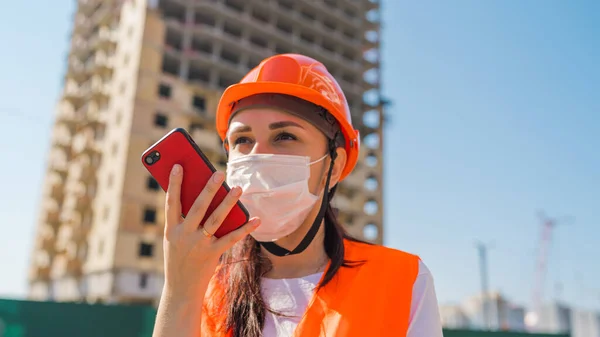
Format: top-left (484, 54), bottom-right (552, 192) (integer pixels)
top-left (261, 259), bottom-right (443, 337)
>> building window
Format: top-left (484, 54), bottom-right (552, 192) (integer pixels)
top-left (154, 113), bottom-right (168, 128)
top-left (143, 207), bottom-right (156, 224)
top-left (147, 176), bottom-right (160, 191)
top-left (189, 122), bottom-right (203, 132)
top-left (158, 83), bottom-right (171, 98)
top-left (139, 273), bottom-right (149, 289)
top-left (192, 95), bottom-right (206, 111)
top-left (139, 242), bottom-right (154, 257)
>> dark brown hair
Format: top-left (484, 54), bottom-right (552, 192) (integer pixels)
top-left (216, 185), bottom-right (369, 337)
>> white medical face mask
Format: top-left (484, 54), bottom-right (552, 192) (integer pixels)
top-left (225, 153), bottom-right (328, 242)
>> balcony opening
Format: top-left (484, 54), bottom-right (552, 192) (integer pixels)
top-left (342, 49), bottom-right (355, 61)
top-left (188, 64), bottom-right (210, 84)
top-left (300, 8), bottom-right (316, 21)
top-left (275, 45), bottom-right (290, 54)
top-left (220, 48), bottom-right (240, 65)
top-left (224, 0), bottom-right (245, 13)
top-left (343, 29), bottom-right (355, 41)
top-left (161, 53), bottom-right (180, 76)
top-left (249, 35), bottom-right (268, 49)
top-left (363, 133), bottom-right (380, 150)
top-left (275, 21), bottom-right (292, 35)
top-left (363, 200), bottom-right (378, 216)
top-left (323, 19), bottom-right (336, 31)
top-left (344, 8), bottom-right (357, 19)
top-left (363, 223), bottom-right (379, 241)
top-left (160, 0), bottom-right (185, 23)
top-left (191, 36), bottom-right (212, 54)
top-left (342, 73), bottom-right (355, 85)
top-left (195, 10), bottom-right (216, 26)
top-left (364, 49), bottom-right (379, 63)
top-left (324, 0), bottom-right (336, 8)
top-left (324, 64), bottom-right (337, 78)
top-left (365, 30), bottom-right (379, 43)
top-left (321, 39), bottom-right (336, 53)
top-left (299, 31), bottom-right (316, 44)
top-left (223, 22), bottom-right (243, 38)
top-left (363, 109), bottom-right (381, 128)
top-left (277, 0), bottom-right (294, 11)
top-left (248, 56), bottom-right (262, 69)
top-left (367, 9), bottom-right (380, 23)
top-left (218, 75), bottom-right (239, 90)
top-left (365, 175), bottom-right (379, 191)
top-left (164, 26), bottom-right (183, 51)
top-left (364, 68), bottom-right (378, 86)
top-left (251, 8), bottom-right (269, 24)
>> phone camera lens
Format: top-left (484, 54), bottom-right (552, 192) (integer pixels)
top-left (145, 151), bottom-right (160, 165)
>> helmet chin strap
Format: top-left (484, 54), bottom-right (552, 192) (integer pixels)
top-left (258, 138), bottom-right (338, 257)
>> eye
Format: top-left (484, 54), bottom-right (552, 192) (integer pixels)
top-left (274, 132), bottom-right (297, 142)
top-left (232, 136), bottom-right (252, 145)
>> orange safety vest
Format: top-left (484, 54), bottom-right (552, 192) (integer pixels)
top-left (201, 239), bottom-right (420, 337)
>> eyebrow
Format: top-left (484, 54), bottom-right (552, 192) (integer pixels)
top-left (228, 121), bottom-right (304, 135)
top-left (269, 121), bottom-right (304, 130)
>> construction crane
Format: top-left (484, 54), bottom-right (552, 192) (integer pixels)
top-left (524, 211), bottom-right (574, 330)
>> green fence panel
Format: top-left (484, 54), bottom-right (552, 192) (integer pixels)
top-left (0, 299), bottom-right (572, 337)
top-left (0, 299), bottom-right (157, 337)
top-left (443, 329), bottom-right (570, 337)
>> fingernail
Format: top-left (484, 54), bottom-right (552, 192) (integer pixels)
top-left (251, 218), bottom-right (261, 228)
top-left (213, 171), bottom-right (224, 183)
top-left (231, 187), bottom-right (242, 196)
top-left (171, 165), bottom-right (181, 175)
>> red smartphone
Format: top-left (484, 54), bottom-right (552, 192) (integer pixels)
top-left (141, 127), bottom-right (249, 238)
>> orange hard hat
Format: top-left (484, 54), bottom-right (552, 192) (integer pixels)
top-left (216, 53), bottom-right (360, 181)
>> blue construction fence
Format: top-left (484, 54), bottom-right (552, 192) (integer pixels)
top-left (0, 298), bottom-right (570, 337)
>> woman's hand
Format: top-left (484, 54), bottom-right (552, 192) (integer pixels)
top-left (162, 163), bottom-right (260, 301)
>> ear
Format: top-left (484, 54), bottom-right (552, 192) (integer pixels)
top-left (327, 146), bottom-right (347, 188)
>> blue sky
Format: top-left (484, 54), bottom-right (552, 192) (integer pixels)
top-left (0, 1), bottom-right (598, 311)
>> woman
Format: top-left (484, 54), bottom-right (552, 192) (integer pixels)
top-left (153, 54), bottom-right (443, 337)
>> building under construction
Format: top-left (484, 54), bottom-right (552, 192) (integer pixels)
top-left (27, 0), bottom-right (385, 304)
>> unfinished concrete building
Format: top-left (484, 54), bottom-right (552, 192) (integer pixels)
top-left (28, 0), bottom-right (385, 304)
